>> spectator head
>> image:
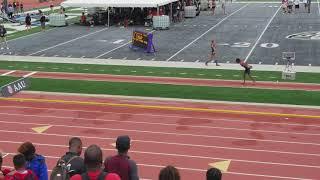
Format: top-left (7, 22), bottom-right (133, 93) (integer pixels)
top-left (115, 135), bottom-right (130, 154)
top-left (236, 58), bottom-right (241, 63)
top-left (82, 12), bottom-right (85, 15)
top-left (206, 168), bottom-right (222, 180)
top-left (84, 145), bottom-right (103, 170)
top-left (17, 142), bottom-right (36, 161)
top-left (69, 137), bottom-right (82, 156)
top-left (159, 165), bottom-right (180, 180)
top-left (13, 154), bottom-right (27, 170)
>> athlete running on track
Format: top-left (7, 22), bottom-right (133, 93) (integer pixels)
top-left (236, 58), bottom-right (255, 85)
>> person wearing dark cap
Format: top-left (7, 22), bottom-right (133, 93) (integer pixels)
top-left (104, 135), bottom-right (139, 180)
top-left (206, 168), bottom-right (222, 180)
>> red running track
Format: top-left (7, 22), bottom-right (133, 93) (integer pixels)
top-left (2, 70), bottom-right (320, 91)
top-left (7, 0), bottom-right (65, 11)
top-left (0, 92), bottom-right (320, 180)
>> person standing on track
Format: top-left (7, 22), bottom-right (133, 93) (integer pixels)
top-left (205, 39), bottom-right (220, 66)
top-left (236, 58), bottom-right (255, 85)
top-left (221, 0), bottom-right (226, 15)
top-left (0, 25), bottom-right (9, 50)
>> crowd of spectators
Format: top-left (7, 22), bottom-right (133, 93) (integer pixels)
top-left (0, 135), bottom-right (222, 180)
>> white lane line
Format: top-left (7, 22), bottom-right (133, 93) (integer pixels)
top-left (1, 70), bottom-right (16, 76)
top-left (166, 4), bottom-right (248, 61)
top-left (1, 112), bottom-right (319, 146)
top-left (95, 41), bottom-right (131, 58)
top-left (244, 6), bottom-right (281, 62)
top-left (28, 28), bottom-right (108, 56)
top-left (2, 142), bottom-right (320, 171)
top-left (113, 39), bottom-right (125, 44)
top-left (1, 104), bottom-right (318, 129)
top-left (22, 71), bottom-right (37, 78)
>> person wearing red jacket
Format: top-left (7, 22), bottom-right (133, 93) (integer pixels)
top-left (5, 154), bottom-right (38, 180)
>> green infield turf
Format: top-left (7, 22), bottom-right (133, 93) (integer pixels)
top-left (1, 77), bottom-right (319, 106)
top-left (1, 61), bottom-right (320, 84)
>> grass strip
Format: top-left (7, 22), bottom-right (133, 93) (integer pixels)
top-left (1, 77), bottom-right (319, 106)
top-left (1, 61), bottom-right (320, 84)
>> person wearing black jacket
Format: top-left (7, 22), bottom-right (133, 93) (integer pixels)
top-left (40, 13), bottom-right (46, 31)
top-left (59, 137), bottom-right (86, 177)
top-left (0, 25), bottom-right (9, 50)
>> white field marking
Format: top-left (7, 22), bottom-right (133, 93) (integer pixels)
top-left (112, 39), bottom-right (125, 44)
top-left (233, 75), bottom-right (240, 77)
top-left (180, 59), bottom-right (184, 62)
top-left (0, 105), bottom-right (318, 129)
top-left (179, 72), bottom-right (187, 75)
top-left (166, 4), bottom-right (248, 61)
top-left (2, 153), bottom-right (8, 158)
top-left (28, 28), bottom-right (108, 56)
top-left (7, 28), bottom-right (56, 43)
top-left (23, 66), bottom-right (28, 69)
top-left (1, 118), bottom-right (320, 155)
top-left (244, 6), bottom-right (281, 62)
top-left (1, 70), bottom-right (16, 76)
top-left (195, 59), bottom-right (200, 62)
top-left (270, 76), bottom-right (277, 78)
top-left (52, 67), bottom-right (59, 70)
top-left (131, 71), bottom-right (137, 73)
top-left (99, 69), bottom-right (105, 71)
top-left (40, 54), bottom-right (46, 57)
top-left (147, 71), bottom-right (154, 73)
top-left (83, 69), bottom-right (89, 71)
top-left (67, 55), bottom-right (72, 58)
top-left (164, 72), bottom-right (171, 74)
top-left (1, 114), bottom-right (320, 147)
top-left (8, 66), bottom-right (14, 68)
top-left (122, 57), bottom-right (127, 60)
top-left (198, 74), bottom-right (205, 75)
top-left (22, 71), bottom-right (37, 78)
top-left (136, 58), bottom-right (141, 60)
top-left (216, 74), bottom-right (222, 76)
top-left (96, 30), bottom-right (155, 58)
top-left (2, 142), bottom-right (320, 171)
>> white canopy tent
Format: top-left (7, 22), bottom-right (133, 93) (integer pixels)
top-left (61, 0), bottom-right (178, 27)
top-left (61, 0), bottom-right (178, 8)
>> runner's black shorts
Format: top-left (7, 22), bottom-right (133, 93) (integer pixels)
top-left (245, 68), bottom-right (251, 74)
